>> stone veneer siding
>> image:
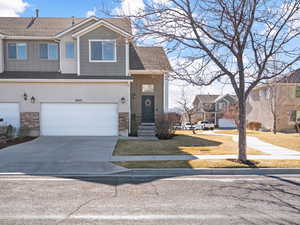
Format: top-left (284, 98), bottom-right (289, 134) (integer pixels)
top-left (20, 112), bottom-right (40, 129)
top-left (20, 112), bottom-right (40, 136)
top-left (119, 112), bottom-right (129, 132)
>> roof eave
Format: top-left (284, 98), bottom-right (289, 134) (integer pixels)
top-left (129, 70), bottom-right (169, 75)
top-left (3, 35), bottom-right (55, 40)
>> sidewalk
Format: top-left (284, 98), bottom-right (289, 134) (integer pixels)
top-left (203, 130), bottom-right (300, 155)
top-left (111, 154), bottom-right (300, 162)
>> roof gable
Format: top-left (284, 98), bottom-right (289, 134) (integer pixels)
top-left (71, 19), bottom-right (133, 38)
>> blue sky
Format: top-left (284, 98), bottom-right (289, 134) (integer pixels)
top-left (12, 0), bottom-right (112, 18)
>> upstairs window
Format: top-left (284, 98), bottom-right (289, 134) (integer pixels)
top-left (8, 43), bottom-right (27, 60)
top-left (89, 40), bottom-right (116, 62)
top-left (40, 43), bottom-right (58, 60)
top-left (65, 42), bottom-right (74, 59)
top-left (296, 86), bottom-right (300, 98)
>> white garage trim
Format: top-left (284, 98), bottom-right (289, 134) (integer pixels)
top-left (41, 103), bottom-right (118, 136)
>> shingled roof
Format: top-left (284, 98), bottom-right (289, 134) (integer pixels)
top-left (195, 95), bottom-right (219, 103)
top-left (279, 69), bottom-right (300, 83)
top-left (130, 45), bottom-right (172, 71)
top-left (0, 17), bottom-right (132, 36)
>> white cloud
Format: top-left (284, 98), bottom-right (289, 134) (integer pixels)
top-left (0, 0), bottom-right (28, 17)
top-left (114, 0), bottom-right (144, 16)
top-left (86, 7), bottom-right (96, 17)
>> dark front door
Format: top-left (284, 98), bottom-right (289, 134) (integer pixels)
top-left (142, 95), bottom-right (155, 123)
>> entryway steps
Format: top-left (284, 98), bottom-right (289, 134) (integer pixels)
top-left (138, 123), bottom-right (156, 137)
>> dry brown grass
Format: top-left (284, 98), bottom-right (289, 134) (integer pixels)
top-left (113, 130), bottom-right (265, 156)
top-left (115, 159), bottom-right (300, 168)
top-left (215, 129), bottom-right (300, 152)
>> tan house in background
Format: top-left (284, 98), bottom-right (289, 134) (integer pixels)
top-left (183, 94), bottom-right (237, 128)
top-left (247, 69), bottom-right (300, 132)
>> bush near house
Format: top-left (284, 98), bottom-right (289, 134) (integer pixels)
top-left (156, 114), bottom-right (175, 139)
top-left (247, 121), bottom-right (262, 130)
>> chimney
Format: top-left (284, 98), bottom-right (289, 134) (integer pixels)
top-left (35, 9), bottom-right (39, 18)
top-left (72, 16), bottom-right (75, 26)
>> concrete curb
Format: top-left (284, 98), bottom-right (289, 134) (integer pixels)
top-left (117, 168), bottom-right (300, 176)
top-left (0, 168), bottom-right (298, 177)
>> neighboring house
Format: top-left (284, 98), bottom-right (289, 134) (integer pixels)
top-left (188, 94), bottom-right (237, 127)
top-left (247, 69), bottom-right (300, 132)
top-left (0, 15), bottom-right (171, 137)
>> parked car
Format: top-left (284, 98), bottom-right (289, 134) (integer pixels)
top-left (194, 121), bottom-right (215, 130)
top-left (173, 123), bottom-right (182, 130)
top-left (182, 122), bottom-right (195, 130)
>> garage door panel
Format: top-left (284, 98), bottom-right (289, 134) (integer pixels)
top-left (41, 103), bottom-right (118, 136)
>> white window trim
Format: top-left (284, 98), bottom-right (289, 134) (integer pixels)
top-left (65, 41), bottom-right (75, 59)
top-left (39, 43), bottom-right (58, 60)
top-left (88, 39), bottom-right (117, 63)
top-left (7, 42), bottom-right (27, 60)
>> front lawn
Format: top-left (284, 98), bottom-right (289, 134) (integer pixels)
top-left (115, 159), bottom-right (300, 168)
top-left (114, 130), bottom-right (265, 156)
top-left (215, 129), bottom-right (300, 152)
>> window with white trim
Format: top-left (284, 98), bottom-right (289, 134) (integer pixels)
top-left (8, 43), bottom-right (27, 60)
top-left (65, 42), bottom-right (74, 59)
top-left (89, 40), bottom-right (116, 62)
top-left (39, 43), bottom-right (58, 60)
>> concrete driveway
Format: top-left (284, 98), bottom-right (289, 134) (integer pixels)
top-left (0, 136), bottom-right (127, 175)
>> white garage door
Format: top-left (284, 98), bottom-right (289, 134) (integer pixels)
top-left (41, 103), bottom-right (118, 136)
top-left (0, 103), bottom-right (20, 130)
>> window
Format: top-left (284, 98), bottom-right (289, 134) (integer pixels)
top-left (89, 40), bottom-right (116, 62)
top-left (142, 84), bottom-right (154, 92)
top-left (40, 43), bottom-right (58, 60)
top-left (8, 43), bottom-right (27, 60)
top-left (65, 42), bottom-right (74, 59)
top-left (290, 110), bottom-right (300, 122)
top-left (296, 86), bottom-right (300, 98)
top-left (259, 88), bottom-right (270, 99)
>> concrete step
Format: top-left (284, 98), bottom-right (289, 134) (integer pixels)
top-left (138, 130), bottom-right (156, 137)
top-left (138, 125), bottom-right (156, 130)
top-left (141, 123), bottom-right (155, 126)
top-left (138, 130), bottom-right (156, 135)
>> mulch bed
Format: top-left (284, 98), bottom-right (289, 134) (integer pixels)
top-left (0, 137), bottom-right (37, 150)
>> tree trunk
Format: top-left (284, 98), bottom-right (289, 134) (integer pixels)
top-left (188, 114), bottom-right (196, 134)
top-left (273, 115), bottom-right (277, 134)
top-left (238, 100), bottom-right (247, 162)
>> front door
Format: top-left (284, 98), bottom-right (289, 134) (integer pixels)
top-left (142, 95), bottom-right (155, 123)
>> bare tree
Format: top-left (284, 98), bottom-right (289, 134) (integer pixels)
top-left (115, 0), bottom-right (300, 162)
top-left (178, 89), bottom-right (195, 134)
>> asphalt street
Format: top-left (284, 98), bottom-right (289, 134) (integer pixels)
top-left (0, 173), bottom-right (299, 225)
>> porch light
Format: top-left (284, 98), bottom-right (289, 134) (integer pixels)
top-left (30, 96), bottom-right (36, 104)
top-left (23, 93), bottom-right (28, 101)
top-left (121, 97), bottom-right (126, 104)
